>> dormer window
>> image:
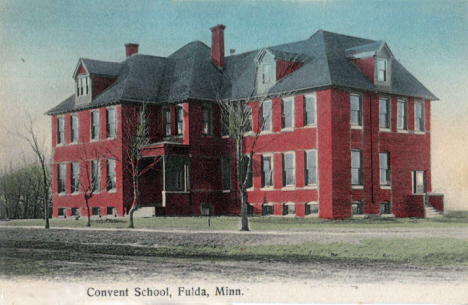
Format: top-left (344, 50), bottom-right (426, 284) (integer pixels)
top-left (377, 59), bottom-right (388, 82)
top-left (261, 63), bottom-right (271, 84)
top-left (77, 76), bottom-right (90, 97)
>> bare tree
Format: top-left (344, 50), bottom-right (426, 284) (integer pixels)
top-left (15, 114), bottom-right (51, 228)
top-left (118, 103), bottom-right (161, 228)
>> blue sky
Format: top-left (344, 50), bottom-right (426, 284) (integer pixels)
top-left (0, 0), bottom-right (467, 208)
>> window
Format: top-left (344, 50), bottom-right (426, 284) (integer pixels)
top-left (57, 117), bottom-right (65, 145)
top-left (351, 202), bottom-right (364, 215)
top-left (201, 105), bottom-right (212, 135)
top-left (261, 63), bottom-right (271, 84)
top-left (351, 150), bottom-right (363, 185)
top-left (200, 203), bottom-right (213, 216)
top-left (304, 94), bottom-right (316, 126)
top-left (221, 111), bottom-right (229, 136)
top-left (350, 94), bottom-right (362, 126)
top-left (281, 98), bottom-right (294, 129)
top-left (71, 162), bottom-right (80, 193)
top-left (305, 202), bottom-right (319, 215)
top-left (246, 106), bottom-right (253, 132)
top-left (282, 152), bottom-right (295, 187)
top-left (379, 98), bottom-right (390, 129)
top-left (261, 155), bottom-right (273, 188)
top-left (305, 150), bottom-right (317, 186)
top-left (106, 207), bottom-right (116, 216)
top-left (222, 157), bottom-right (231, 191)
top-left (92, 207), bottom-right (100, 216)
top-left (377, 59), bottom-right (388, 82)
top-left (77, 76), bottom-right (90, 97)
top-left (414, 102), bottom-right (425, 131)
top-left (58, 208), bottom-right (65, 217)
top-left (241, 155), bottom-right (253, 189)
top-left (106, 159), bottom-right (116, 191)
top-left (397, 100), bottom-right (407, 130)
top-left (261, 100), bottom-right (272, 131)
top-left (165, 156), bottom-right (190, 192)
top-left (106, 108), bottom-right (116, 138)
top-left (70, 115), bottom-right (78, 143)
top-left (91, 111), bottom-right (100, 140)
top-left (71, 208), bottom-right (80, 217)
top-left (284, 203), bottom-right (295, 215)
top-left (163, 107), bottom-right (171, 137)
top-left (262, 204), bottom-right (274, 215)
top-left (379, 152), bottom-right (390, 185)
top-left (91, 160), bottom-right (100, 192)
top-left (380, 202), bottom-right (392, 215)
top-left (57, 163), bottom-right (66, 193)
top-left (413, 171), bottom-right (425, 194)
top-left (175, 106), bottom-right (184, 136)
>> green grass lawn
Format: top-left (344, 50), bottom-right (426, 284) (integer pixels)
top-left (1, 211), bottom-right (467, 230)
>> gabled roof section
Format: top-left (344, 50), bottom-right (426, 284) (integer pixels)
top-left (47, 29), bottom-right (438, 116)
top-left (345, 41), bottom-right (394, 59)
top-left (72, 58), bottom-right (122, 78)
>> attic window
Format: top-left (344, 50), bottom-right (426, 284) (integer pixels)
top-left (261, 63), bottom-right (271, 84)
top-left (77, 76), bottom-right (90, 97)
top-left (377, 59), bottom-right (388, 82)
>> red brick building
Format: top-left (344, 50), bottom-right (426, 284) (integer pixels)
top-left (47, 25), bottom-right (443, 219)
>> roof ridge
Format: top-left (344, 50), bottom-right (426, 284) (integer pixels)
top-left (318, 30), bottom-right (376, 43)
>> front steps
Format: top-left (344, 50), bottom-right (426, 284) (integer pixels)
top-left (425, 205), bottom-right (443, 218)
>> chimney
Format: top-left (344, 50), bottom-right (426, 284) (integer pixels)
top-left (125, 43), bottom-right (139, 57)
top-left (210, 24), bottom-right (226, 68)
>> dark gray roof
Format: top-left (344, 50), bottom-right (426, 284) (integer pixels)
top-left (80, 58), bottom-right (121, 77)
top-left (47, 30), bottom-right (437, 115)
top-left (344, 41), bottom-right (385, 58)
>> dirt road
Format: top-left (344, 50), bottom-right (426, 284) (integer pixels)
top-left (1, 226), bottom-right (467, 284)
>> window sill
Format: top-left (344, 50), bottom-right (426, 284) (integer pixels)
top-left (380, 185), bottom-right (392, 190)
top-left (260, 187), bottom-right (275, 191)
top-left (414, 130), bottom-right (426, 135)
top-left (304, 184), bottom-right (318, 190)
top-left (351, 125), bottom-right (363, 130)
top-left (397, 129), bottom-right (409, 134)
top-left (259, 130), bottom-right (273, 135)
top-left (222, 190), bottom-right (231, 193)
top-left (71, 192), bottom-right (81, 196)
top-left (379, 128), bottom-right (392, 133)
top-left (222, 135), bottom-right (230, 139)
top-left (352, 185), bottom-right (364, 190)
top-left (280, 128), bottom-right (294, 133)
top-left (201, 134), bottom-right (213, 138)
top-left (281, 186), bottom-right (296, 191)
top-left (57, 192), bottom-right (66, 196)
top-left (106, 189), bottom-right (117, 193)
top-left (243, 131), bottom-right (255, 137)
top-left (90, 138), bottom-right (101, 142)
top-left (106, 136), bottom-right (117, 140)
top-left (69, 141), bottom-right (79, 146)
top-left (163, 190), bottom-right (190, 194)
top-left (303, 124), bottom-right (317, 128)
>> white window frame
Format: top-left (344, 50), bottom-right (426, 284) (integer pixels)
top-left (57, 163), bottom-right (66, 194)
top-left (106, 107), bottom-right (117, 138)
top-left (70, 114), bottom-right (79, 143)
top-left (261, 153), bottom-right (274, 189)
top-left (71, 162), bottom-right (80, 193)
top-left (304, 93), bottom-right (317, 126)
top-left (57, 116), bottom-right (65, 145)
top-left (350, 94), bottom-right (363, 128)
top-left (90, 110), bottom-right (100, 141)
top-left (201, 104), bottom-right (213, 136)
top-left (379, 152), bottom-right (391, 186)
top-left (281, 98), bottom-right (294, 130)
top-left (261, 100), bottom-right (272, 132)
top-left (397, 99), bottom-right (407, 130)
top-left (163, 107), bottom-right (172, 137)
top-left (412, 170), bottom-right (426, 194)
top-left (414, 101), bottom-right (425, 132)
top-left (106, 159), bottom-right (116, 191)
top-left (175, 105), bottom-right (184, 136)
top-left (91, 160), bottom-right (100, 193)
top-left (305, 150), bottom-right (318, 187)
top-left (379, 97), bottom-right (390, 130)
top-left (282, 151), bottom-right (296, 187)
top-left (261, 63), bottom-right (271, 84)
top-left (351, 150), bottom-right (363, 186)
top-left (377, 59), bottom-right (388, 83)
top-left (77, 75), bottom-right (90, 97)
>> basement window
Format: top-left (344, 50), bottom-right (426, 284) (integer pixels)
top-left (380, 202), bottom-right (392, 215)
top-left (351, 202), bottom-right (364, 215)
top-left (58, 208), bottom-right (66, 217)
top-left (305, 202), bottom-right (319, 215)
top-left (107, 207), bottom-right (116, 216)
top-left (92, 207), bottom-right (101, 217)
top-left (262, 204), bottom-right (274, 215)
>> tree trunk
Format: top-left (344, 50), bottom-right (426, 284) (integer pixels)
top-left (85, 197), bottom-right (91, 227)
top-left (236, 137), bottom-right (249, 231)
top-left (40, 159), bottom-right (49, 229)
top-left (128, 177), bottom-right (139, 229)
